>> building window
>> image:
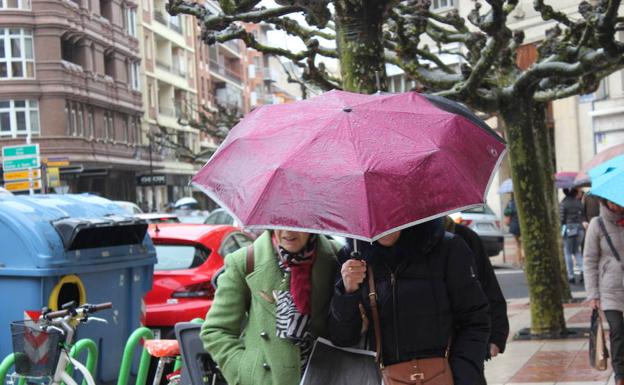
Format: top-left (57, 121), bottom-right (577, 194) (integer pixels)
top-left (86, 107), bottom-right (94, 138)
top-left (431, 0), bottom-right (454, 10)
top-left (130, 61), bottom-right (140, 90)
top-left (0, 0), bottom-right (31, 9)
top-left (121, 114), bottom-right (129, 142)
top-left (103, 110), bottom-right (114, 140)
top-left (144, 35), bottom-right (151, 60)
top-left (0, 99), bottom-right (39, 137)
top-left (0, 29), bottom-right (34, 79)
top-left (148, 83), bottom-right (154, 107)
top-left (104, 52), bottom-right (115, 78)
top-left (99, 0), bottom-right (112, 21)
top-left (126, 7), bottom-right (137, 37)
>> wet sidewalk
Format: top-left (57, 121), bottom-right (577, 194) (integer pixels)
top-left (485, 292), bottom-right (613, 385)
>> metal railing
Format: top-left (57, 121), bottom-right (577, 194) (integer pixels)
top-left (158, 105), bottom-right (175, 116)
top-left (208, 61), bottom-right (242, 85)
top-left (153, 10), bottom-right (167, 25)
top-left (155, 59), bottom-right (171, 71)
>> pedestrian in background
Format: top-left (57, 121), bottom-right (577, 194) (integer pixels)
top-left (504, 194), bottom-right (523, 266)
top-left (584, 199), bottom-right (624, 385)
top-left (445, 218), bottom-right (509, 385)
top-left (560, 188), bottom-right (587, 283)
top-left (200, 230), bottom-right (339, 385)
top-left (329, 219), bottom-right (490, 385)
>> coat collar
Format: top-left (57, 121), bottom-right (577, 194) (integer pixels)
top-left (246, 231), bottom-right (337, 319)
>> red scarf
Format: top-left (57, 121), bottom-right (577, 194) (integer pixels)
top-left (272, 234), bottom-right (317, 314)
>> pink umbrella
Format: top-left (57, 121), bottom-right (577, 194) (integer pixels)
top-left (192, 90), bottom-right (506, 242)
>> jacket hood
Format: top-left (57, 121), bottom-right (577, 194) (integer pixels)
top-left (600, 203), bottom-right (624, 224)
top-left (356, 218), bottom-right (446, 265)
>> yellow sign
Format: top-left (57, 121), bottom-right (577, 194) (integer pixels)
top-left (43, 157), bottom-right (70, 167)
top-left (4, 179), bottom-right (42, 192)
top-left (47, 167), bottom-right (60, 188)
top-left (3, 169), bottom-right (41, 182)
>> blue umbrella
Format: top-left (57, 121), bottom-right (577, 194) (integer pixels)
top-left (589, 155), bottom-right (624, 206)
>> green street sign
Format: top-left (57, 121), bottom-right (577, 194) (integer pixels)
top-left (2, 144), bottom-right (40, 171)
top-left (3, 157), bottom-right (40, 171)
top-left (2, 144), bottom-right (38, 158)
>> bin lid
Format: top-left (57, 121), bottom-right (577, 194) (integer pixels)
top-left (0, 194), bottom-right (154, 275)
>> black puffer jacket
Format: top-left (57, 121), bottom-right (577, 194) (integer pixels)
top-left (329, 219), bottom-right (490, 385)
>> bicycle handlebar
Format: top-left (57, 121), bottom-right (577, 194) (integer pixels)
top-left (43, 302), bottom-right (113, 320)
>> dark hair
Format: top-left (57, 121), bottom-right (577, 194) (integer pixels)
top-left (563, 188), bottom-right (578, 197)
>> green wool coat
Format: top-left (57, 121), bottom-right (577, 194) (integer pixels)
top-left (200, 232), bottom-right (339, 385)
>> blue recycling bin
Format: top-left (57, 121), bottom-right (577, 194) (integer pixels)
top-left (0, 194), bottom-right (156, 382)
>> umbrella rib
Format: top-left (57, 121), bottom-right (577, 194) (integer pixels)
top-left (243, 167), bottom-right (281, 225)
top-left (343, 112), bottom-right (374, 237)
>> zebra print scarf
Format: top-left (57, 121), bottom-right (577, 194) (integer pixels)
top-left (272, 233), bottom-right (317, 372)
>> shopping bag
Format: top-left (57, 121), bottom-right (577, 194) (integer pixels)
top-left (300, 338), bottom-right (382, 385)
top-left (589, 309), bottom-right (609, 371)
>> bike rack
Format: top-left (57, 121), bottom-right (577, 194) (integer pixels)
top-left (0, 338), bottom-right (98, 385)
top-left (0, 354), bottom-right (25, 385)
top-left (66, 339), bottom-right (98, 385)
top-left (117, 327), bottom-right (154, 385)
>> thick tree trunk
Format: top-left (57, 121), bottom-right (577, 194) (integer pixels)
top-left (532, 103), bottom-right (572, 301)
top-left (334, 0), bottom-right (387, 93)
top-left (501, 96), bottom-right (566, 336)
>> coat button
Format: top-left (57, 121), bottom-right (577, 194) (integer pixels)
top-left (262, 363), bottom-right (270, 371)
top-left (260, 332), bottom-right (269, 340)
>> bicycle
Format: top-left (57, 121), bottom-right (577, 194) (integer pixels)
top-left (7, 301), bottom-right (112, 385)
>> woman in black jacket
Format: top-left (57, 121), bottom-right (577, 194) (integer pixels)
top-left (329, 219), bottom-right (490, 385)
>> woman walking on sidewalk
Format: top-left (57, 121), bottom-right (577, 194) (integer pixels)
top-left (584, 198), bottom-right (624, 385)
top-left (329, 219), bottom-right (490, 385)
top-left (200, 230), bottom-right (340, 385)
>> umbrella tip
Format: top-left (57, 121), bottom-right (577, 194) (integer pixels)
top-left (342, 107), bottom-right (352, 112)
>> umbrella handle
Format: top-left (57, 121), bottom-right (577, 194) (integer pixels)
top-left (350, 240), bottom-right (362, 259)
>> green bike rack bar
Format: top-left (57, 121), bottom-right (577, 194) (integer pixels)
top-left (117, 327), bottom-right (154, 385)
top-left (65, 339), bottom-right (98, 385)
top-left (0, 354), bottom-right (26, 385)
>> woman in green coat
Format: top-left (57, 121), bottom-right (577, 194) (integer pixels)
top-left (200, 230), bottom-right (339, 385)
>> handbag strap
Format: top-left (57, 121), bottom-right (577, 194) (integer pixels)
top-left (367, 265), bottom-right (384, 367)
top-left (598, 217), bottom-right (621, 262)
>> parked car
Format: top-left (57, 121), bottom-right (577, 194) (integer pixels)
top-left (136, 213), bottom-right (180, 224)
top-left (143, 223), bottom-right (254, 335)
top-left (450, 204), bottom-right (504, 257)
top-left (113, 200), bottom-right (143, 215)
top-left (203, 208), bottom-right (235, 225)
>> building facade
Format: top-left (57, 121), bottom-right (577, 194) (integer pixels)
top-left (0, 0), bottom-right (146, 199)
top-left (136, 0), bottom-right (199, 211)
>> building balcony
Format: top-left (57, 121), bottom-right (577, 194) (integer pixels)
top-left (158, 105), bottom-right (175, 117)
top-left (209, 61), bottom-right (242, 85)
top-left (155, 59), bottom-right (171, 71)
top-left (153, 9), bottom-right (167, 25)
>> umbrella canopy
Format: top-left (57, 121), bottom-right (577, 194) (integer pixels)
top-left (575, 143), bottom-right (624, 186)
top-left (589, 156), bottom-right (624, 206)
top-left (174, 197), bottom-right (198, 208)
top-left (498, 172), bottom-right (577, 194)
top-left (193, 90), bottom-right (506, 242)
top-left (498, 179), bottom-right (513, 194)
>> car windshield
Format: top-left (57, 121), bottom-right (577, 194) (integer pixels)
top-left (463, 205), bottom-right (495, 215)
top-left (154, 244), bottom-right (210, 270)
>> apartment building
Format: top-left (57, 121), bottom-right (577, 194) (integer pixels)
top-left (0, 0), bottom-right (145, 199)
top-left (136, 0), bottom-right (199, 210)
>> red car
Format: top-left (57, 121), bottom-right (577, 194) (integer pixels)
top-left (143, 223), bottom-right (254, 334)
